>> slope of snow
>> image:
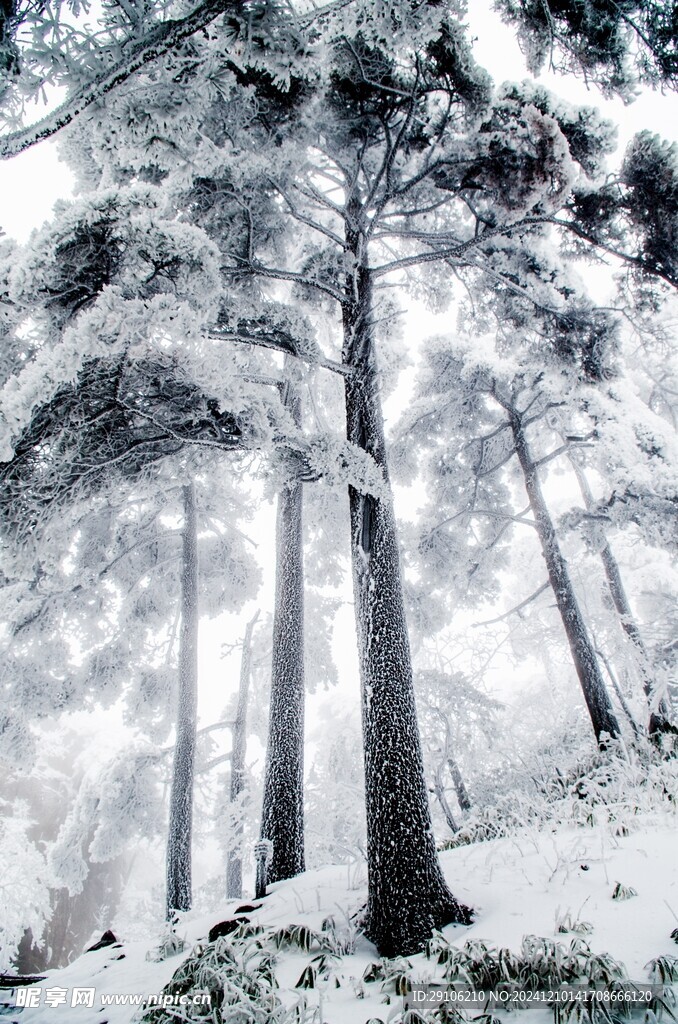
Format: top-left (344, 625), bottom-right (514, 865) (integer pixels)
top-left (3, 815), bottom-right (676, 1024)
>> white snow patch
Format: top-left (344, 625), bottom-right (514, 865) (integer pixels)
top-left (4, 817), bottom-right (676, 1024)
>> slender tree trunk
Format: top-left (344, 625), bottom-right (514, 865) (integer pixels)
top-left (166, 480), bottom-right (199, 918)
top-left (433, 762), bottom-right (459, 833)
top-left (342, 261), bottom-right (471, 957)
top-left (260, 384), bottom-right (305, 884)
top-left (508, 408), bottom-right (620, 744)
top-left (227, 609), bottom-right (259, 900)
top-left (596, 646), bottom-right (641, 737)
top-left (432, 705), bottom-right (472, 815)
top-left (568, 456), bottom-right (673, 736)
top-left (448, 756), bottom-right (472, 813)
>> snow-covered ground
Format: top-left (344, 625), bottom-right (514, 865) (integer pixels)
top-left (3, 815), bottom-right (677, 1024)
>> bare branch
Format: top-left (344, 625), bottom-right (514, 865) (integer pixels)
top-left (472, 581), bottom-right (551, 628)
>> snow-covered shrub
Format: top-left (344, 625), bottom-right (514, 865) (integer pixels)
top-left (136, 928), bottom-right (313, 1023)
top-left (0, 811), bottom-right (52, 971)
top-left (145, 919), bottom-right (188, 963)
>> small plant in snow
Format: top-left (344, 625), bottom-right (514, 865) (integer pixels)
top-left (272, 923), bottom-right (334, 953)
top-left (556, 909), bottom-right (594, 935)
top-left (645, 955), bottom-right (678, 984)
top-left (422, 933), bottom-right (626, 993)
top-left (294, 951), bottom-right (341, 989)
top-left (321, 908), bottom-right (359, 954)
top-left (611, 882), bottom-right (638, 901)
top-left (362, 955), bottom-right (415, 995)
top-left (145, 917), bottom-right (187, 962)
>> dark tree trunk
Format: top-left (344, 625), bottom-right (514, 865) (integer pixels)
top-left (342, 264), bottom-right (472, 957)
top-left (227, 609), bottom-right (259, 900)
top-left (166, 480), bottom-right (199, 918)
top-left (569, 457), bottom-right (673, 736)
top-left (448, 756), bottom-right (472, 813)
top-left (260, 384), bottom-right (305, 884)
top-left (509, 409), bottom-right (621, 744)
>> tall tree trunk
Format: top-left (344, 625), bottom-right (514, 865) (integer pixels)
top-left (260, 384), bottom-right (305, 884)
top-left (342, 262), bottom-right (472, 957)
top-left (166, 480), bottom-right (199, 918)
top-left (227, 609), bottom-right (259, 900)
top-left (568, 455), bottom-right (673, 736)
top-left (508, 408), bottom-right (621, 744)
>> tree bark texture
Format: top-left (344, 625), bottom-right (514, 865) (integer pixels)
top-left (509, 411), bottom-right (621, 744)
top-left (260, 385), bottom-right (305, 884)
top-left (227, 610), bottom-right (259, 900)
top-left (166, 480), bottom-right (199, 918)
top-left (569, 456), bottom-right (673, 736)
top-left (342, 266), bottom-right (472, 957)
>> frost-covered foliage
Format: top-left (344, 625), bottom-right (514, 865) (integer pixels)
top-left (0, 469), bottom-right (260, 761)
top-left (50, 745), bottom-right (164, 895)
top-left (305, 707), bottom-right (366, 866)
top-left (415, 663), bottom-right (501, 832)
top-left (496, 0), bottom-right (678, 95)
top-left (0, 725), bottom-right (135, 972)
top-left (0, 808), bottom-right (51, 971)
top-left (443, 740), bottom-right (678, 851)
top-left (138, 927), bottom-right (319, 1023)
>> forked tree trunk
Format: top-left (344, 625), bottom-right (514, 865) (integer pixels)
top-left (227, 610), bottom-right (259, 900)
top-left (260, 384), bottom-right (305, 883)
top-left (568, 455), bottom-right (673, 737)
top-left (166, 480), bottom-right (199, 918)
top-left (508, 409), bottom-right (621, 745)
top-left (342, 263), bottom-right (472, 957)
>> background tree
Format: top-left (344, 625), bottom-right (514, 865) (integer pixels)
top-left (226, 609), bottom-right (259, 901)
top-left (260, 380), bottom-right (306, 884)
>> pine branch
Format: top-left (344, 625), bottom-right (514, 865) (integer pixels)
top-left (537, 216), bottom-right (678, 290)
top-left (208, 329), bottom-right (352, 377)
top-left (1, 0), bottom-right (243, 159)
